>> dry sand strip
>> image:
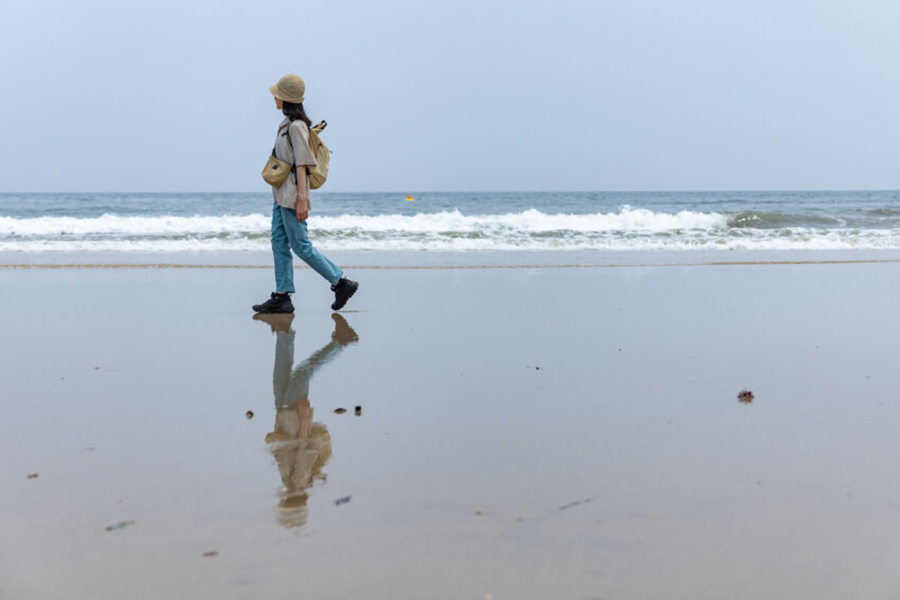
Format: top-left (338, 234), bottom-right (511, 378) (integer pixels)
top-left (5, 257), bottom-right (900, 270)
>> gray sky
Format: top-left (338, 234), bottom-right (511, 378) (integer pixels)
top-left (2, 0), bottom-right (900, 192)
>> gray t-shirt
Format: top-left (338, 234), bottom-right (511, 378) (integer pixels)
top-left (271, 118), bottom-right (318, 210)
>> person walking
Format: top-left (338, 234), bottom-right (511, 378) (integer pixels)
top-left (253, 74), bottom-right (358, 314)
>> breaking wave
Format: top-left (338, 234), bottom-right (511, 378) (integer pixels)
top-left (3, 206), bottom-right (900, 252)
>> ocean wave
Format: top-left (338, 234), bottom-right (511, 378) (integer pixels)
top-left (727, 210), bottom-right (846, 229)
top-left (0, 207), bottom-right (726, 237)
top-left (3, 207), bottom-right (900, 252)
top-left (0, 213), bottom-right (270, 236)
top-left (312, 207), bottom-right (729, 233)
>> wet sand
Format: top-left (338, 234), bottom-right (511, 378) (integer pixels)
top-left (3, 263), bottom-right (900, 599)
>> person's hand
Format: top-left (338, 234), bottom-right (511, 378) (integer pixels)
top-left (296, 196), bottom-right (309, 222)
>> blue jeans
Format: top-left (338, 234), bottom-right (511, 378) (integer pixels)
top-left (271, 203), bottom-right (343, 293)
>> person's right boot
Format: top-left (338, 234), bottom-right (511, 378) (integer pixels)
top-left (330, 278), bottom-right (359, 311)
top-left (253, 292), bottom-right (294, 314)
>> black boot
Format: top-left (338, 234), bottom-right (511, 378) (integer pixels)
top-left (330, 278), bottom-right (359, 311)
top-left (253, 292), bottom-right (294, 314)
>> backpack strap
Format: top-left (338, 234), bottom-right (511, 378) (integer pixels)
top-left (275, 122), bottom-right (298, 183)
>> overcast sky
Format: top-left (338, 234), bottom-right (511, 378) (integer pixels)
top-left (2, 0), bottom-right (899, 192)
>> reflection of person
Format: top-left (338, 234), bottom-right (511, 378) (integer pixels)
top-left (252, 73), bottom-right (358, 315)
top-left (253, 313), bottom-right (359, 529)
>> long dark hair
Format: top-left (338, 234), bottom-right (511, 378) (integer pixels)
top-left (282, 101), bottom-right (312, 127)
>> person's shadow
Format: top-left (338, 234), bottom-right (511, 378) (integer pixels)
top-left (253, 313), bottom-right (359, 529)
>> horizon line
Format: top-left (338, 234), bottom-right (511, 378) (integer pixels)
top-left (2, 188), bottom-right (899, 195)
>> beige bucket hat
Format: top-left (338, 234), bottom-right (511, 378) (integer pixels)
top-left (269, 74), bottom-right (305, 104)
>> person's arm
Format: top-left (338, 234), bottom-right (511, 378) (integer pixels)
top-left (288, 122), bottom-right (317, 223)
top-left (295, 167), bottom-right (309, 222)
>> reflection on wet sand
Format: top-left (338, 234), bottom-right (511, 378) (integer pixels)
top-left (253, 313), bottom-right (359, 529)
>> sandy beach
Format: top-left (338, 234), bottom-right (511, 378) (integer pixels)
top-left (3, 261), bottom-right (900, 599)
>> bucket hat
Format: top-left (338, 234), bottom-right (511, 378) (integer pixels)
top-left (269, 74), bottom-right (305, 104)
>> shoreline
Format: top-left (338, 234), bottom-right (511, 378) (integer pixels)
top-left (4, 256), bottom-right (900, 269)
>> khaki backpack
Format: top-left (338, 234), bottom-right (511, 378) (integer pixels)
top-left (307, 120), bottom-right (330, 189)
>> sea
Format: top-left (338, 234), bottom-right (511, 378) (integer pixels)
top-left (3, 190), bottom-right (900, 265)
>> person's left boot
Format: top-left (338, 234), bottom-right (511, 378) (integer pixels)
top-left (253, 292), bottom-right (294, 314)
top-left (330, 278), bottom-right (359, 311)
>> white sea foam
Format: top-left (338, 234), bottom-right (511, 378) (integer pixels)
top-left (0, 207), bottom-right (725, 237)
top-left (2, 207), bottom-right (900, 252)
top-left (0, 213), bottom-right (270, 236)
top-left (311, 207), bottom-right (729, 233)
